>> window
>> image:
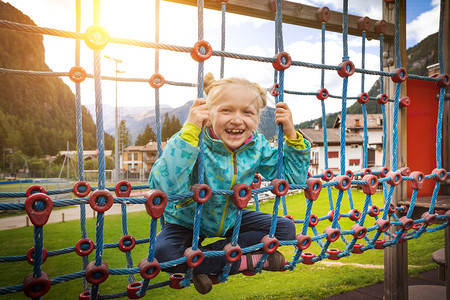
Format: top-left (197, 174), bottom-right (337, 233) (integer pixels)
top-left (349, 159), bottom-right (360, 166)
top-left (134, 153), bottom-right (138, 160)
top-left (127, 163), bottom-right (132, 170)
top-left (328, 151), bottom-right (339, 158)
top-left (127, 153), bottom-right (132, 161)
top-left (351, 144), bottom-right (358, 149)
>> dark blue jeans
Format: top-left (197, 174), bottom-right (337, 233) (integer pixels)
top-left (154, 209), bottom-right (296, 275)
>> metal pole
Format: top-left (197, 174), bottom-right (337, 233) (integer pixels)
top-left (115, 60), bottom-right (119, 183)
top-left (2, 146), bottom-right (5, 179)
top-left (67, 140), bottom-right (70, 181)
top-left (104, 55), bottom-right (122, 183)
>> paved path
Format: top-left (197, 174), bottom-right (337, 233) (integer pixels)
top-left (324, 268), bottom-right (446, 299)
top-left (0, 204), bottom-right (147, 230)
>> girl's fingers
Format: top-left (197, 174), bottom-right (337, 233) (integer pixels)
top-left (192, 98), bottom-right (206, 107)
top-left (275, 102), bottom-right (289, 109)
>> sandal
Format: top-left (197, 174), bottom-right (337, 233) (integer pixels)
top-left (246, 250), bottom-right (286, 272)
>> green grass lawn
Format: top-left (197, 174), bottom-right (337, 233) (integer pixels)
top-left (0, 188), bottom-right (445, 299)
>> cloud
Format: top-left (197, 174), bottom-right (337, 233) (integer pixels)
top-left (407, 2), bottom-right (439, 47)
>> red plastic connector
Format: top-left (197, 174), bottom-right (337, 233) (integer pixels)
top-left (305, 178), bottom-right (322, 201)
top-left (271, 179), bottom-right (289, 196)
top-left (115, 180), bottom-right (132, 197)
top-left (191, 40), bottom-right (213, 61)
top-left (89, 190), bottom-right (114, 213)
top-left (149, 73), bottom-right (165, 89)
top-left (232, 183), bottom-right (252, 209)
top-left (296, 234), bottom-right (312, 250)
top-left (139, 258), bottom-right (161, 280)
top-left (25, 193), bottom-right (53, 226)
top-left (261, 235), bottom-right (279, 253)
top-left (316, 88), bottom-right (329, 100)
top-left (337, 60), bottom-right (355, 77)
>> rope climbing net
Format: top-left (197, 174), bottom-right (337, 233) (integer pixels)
top-left (0, 0), bottom-right (449, 299)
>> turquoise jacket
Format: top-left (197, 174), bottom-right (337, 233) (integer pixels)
top-left (148, 129), bottom-right (311, 238)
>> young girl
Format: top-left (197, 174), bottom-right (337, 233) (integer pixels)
top-left (149, 73), bottom-right (310, 294)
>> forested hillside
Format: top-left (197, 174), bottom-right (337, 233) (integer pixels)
top-left (0, 1), bottom-right (113, 156)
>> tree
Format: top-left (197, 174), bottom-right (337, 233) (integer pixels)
top-left (135, 124), bottom-right (156, 146)
top-left (161, 113), bottom-right (171, 141)
top-left (171, 115), bottom-right (182, 134)
top-left (119, 120), bottom-right (131, 148)
top-left (162, 113), bottom-right (182, 141)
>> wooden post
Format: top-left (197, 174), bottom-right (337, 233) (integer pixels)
top-left (26, 216), bottom-right (29, 227)
top-left (442, 1), bottom-right (450, 298)
top-left (383, 0), bottom-right (408, 299)
top-left (62, 213), bottom-right (65, 222)
top-left (165, 0), bottom-right (395, 40)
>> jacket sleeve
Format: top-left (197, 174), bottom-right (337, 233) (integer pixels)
top-left (148, 131), bottom-right (199, 204)
top-left (257, 132), bottom-right (311, 185)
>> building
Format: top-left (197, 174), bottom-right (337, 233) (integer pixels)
top-left (121, 141), bottom-right (167, 174)
top-left (333, 113), bottom-right (384, 166)
top-left (299, 126), bottom-right (364, 175)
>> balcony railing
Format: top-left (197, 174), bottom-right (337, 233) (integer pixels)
top-left (310, 158), bottom-right (319, 165)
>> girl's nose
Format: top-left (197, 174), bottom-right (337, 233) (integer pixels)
top-left (231, 113), bottom-right (243, 123)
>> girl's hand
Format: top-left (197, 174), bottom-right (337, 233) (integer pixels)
top-left (186, 98), bottom-right (210, 128)
top-left (275, 102), bottom-right (297, 140)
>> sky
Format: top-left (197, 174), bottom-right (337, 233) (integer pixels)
top-left (4, 0), bottom-right (441, 124)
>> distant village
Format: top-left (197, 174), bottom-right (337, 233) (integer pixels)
top-left (52, 113), bottom-right (382, 183)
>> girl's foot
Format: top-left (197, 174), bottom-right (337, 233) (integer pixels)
top-left (192, 274), bottom-right (212, 294)
top-left (239, 250), bottom-right (286, 273)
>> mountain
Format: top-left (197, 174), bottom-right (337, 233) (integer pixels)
top-left (85, 103), bottom-right (172, 138)
top-left (100, 101), bottom-right (277, 142)
top-left (0, 1), bottom-right (113, 156)
top-left (297, 32), bottom-right (438, 129)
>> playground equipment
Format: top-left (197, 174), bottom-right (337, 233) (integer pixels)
top-left (0, 0), bottom-right (449, 299)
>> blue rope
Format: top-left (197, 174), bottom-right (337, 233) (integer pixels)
top-left (268, 0), bottom-right (285, 240)
top-left (254, 194), bottom-right (260, 211)
top-left (220, 1), bottom-right (226, 78)
top-left (342, 0), bottom-right (349, 61)
top-left (75, 0), bottom-right (89, 291)
top-left (362, 103), bottom-right (368, 168)
top-left (318, 26), bottom-right (333, 210)
top-left (436, 87), bottom-right (445, 168)
top-left (395, 0), bottom-right (401, 69)
top-left (120, 202), bottom-right (135, 283)
top-left (91, 1), bottom-right (105, 298)
top-left (218, 209), bottom-right (243, 282)
top-left (392, 83), bottom-right (401, 170)
top-left (339, 0), bottom-right (349, 174)
top-left (379, 34), bottom-right (384, 95)
top-left (282, 195), bottom-right (288, 216)
top-left (438, 0), bottom-right (445, 73)
top-left (361, 31), bottom-right (366, 92)
top-left (321, 22), bottom-right (325, 89)
top-left (32, 226), bottom-right (43, 278)
top-left (155, 0), bottom-right (162, 158)
top-left (361, 31), bottom-right (368, 168)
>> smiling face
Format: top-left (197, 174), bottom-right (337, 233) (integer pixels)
top-left (208, 87), bottom-right (260, 151)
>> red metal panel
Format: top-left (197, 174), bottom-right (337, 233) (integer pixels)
top-left (406, 78), bottom-right (440, 197)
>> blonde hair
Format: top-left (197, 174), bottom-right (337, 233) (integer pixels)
top-left (203, 73), bottom-right (267, 113)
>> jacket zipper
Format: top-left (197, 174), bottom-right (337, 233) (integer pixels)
top-left (216, 144), bottom-right (251, 236)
